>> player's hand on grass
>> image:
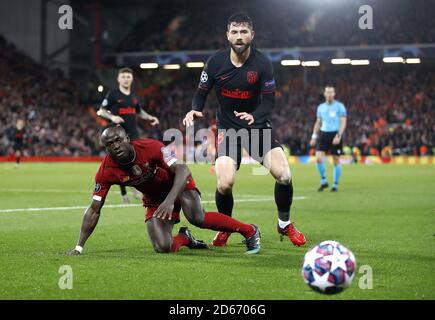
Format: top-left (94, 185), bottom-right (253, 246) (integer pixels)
top-left (182, 110), bottom-right (203, 127)
top-left (333, 135), bottom-right (341, 145)
top-left (148, 116), bottom-right (159, 126)
top-left (234, 111), bottom-right (254, 125)
top-left (153, 200), bottom-right (175, 220)
top-left (111, 115), bottom-right (125, 124)
top-left (65, 249), bottom-right (81, 256)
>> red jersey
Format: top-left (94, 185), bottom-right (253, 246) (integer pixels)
top-left (92, 139), bottom-right (197, 207)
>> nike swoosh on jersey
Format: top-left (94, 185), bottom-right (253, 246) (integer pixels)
top-left (220, 75), bottom-right (230, 80)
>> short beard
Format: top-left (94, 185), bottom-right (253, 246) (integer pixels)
top-left (230, 42), bottom-right (250, 54)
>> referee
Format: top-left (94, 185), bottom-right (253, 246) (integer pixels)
top-left (310, 86), bottom-right (347, 192)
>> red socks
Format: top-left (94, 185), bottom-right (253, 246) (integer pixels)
top-left (201, 212), bottom-right (255, 238)
top-left (170, 234), bottom-right (190, 252)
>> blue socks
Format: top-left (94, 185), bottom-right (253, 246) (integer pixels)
top-left (316, 162), bottom-right (327, 185)
top-left (333, 164), bottom-right (342, 188)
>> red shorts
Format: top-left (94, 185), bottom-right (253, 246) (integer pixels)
top-left (144, 177), bottom-right (200, 223)
top-left (145, 202), bottom-right (181, 224)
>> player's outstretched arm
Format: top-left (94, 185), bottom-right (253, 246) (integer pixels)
top-left (153, 163), bottom-right (191, 220)
top-left (97, 108), bottom-right (124, 124)
top-left (183, 60), bottom-right (214, 127)
top-left (138, 109), bottom-right (159, 126)
top-left (65, 200), bottom-right (103, 255)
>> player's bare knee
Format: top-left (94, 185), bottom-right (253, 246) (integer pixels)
top-left (153, 242), bottom-right (171, 253)
top-left (217, 180), bottom-right (233, 194)
top-left (275, 171), bottom-right (291, 185)
top-left (154, 247), bottom-right (171, 254)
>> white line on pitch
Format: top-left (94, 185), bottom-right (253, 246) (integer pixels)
top-left (0, 196), bottom-right (308, 213)
top-left (0, 189), bottom-right (289, 198)
top-left (0, 188), bottom-right (90, 194)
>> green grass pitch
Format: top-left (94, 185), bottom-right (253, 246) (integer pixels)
top-left (0, 162), bottom-right (434, 300)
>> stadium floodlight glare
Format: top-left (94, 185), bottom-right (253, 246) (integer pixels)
top-left (383, 57), bottom-right (404, 63)
top-left (140, 63), bottom-right (159, 69)
top-left (163, 64), bottom-right (181, 70)
top-left (281, 59), bottom-right (301, 66)
top-left (97, 85), bottom-right (104, 92)
top-left (301, 60), bottom-right (320, 67)
top-left (406, 58), bottom-right (421, 64)
top-left (350, 59), bottom-right (370, 65)
top-left (186, 62), bottom-right (205, 68)
top-left (331, 58), bottom-right (351, 65)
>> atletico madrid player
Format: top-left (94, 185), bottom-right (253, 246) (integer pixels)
top-left (183, 12), bottom-right (306, 247)
top-left (66, 125), bottom-right (261, 255)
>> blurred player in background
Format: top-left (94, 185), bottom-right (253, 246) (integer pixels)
top-left (66, 126), bottom-right (261, 255)
top-left (13, 119), bottom-right (25, 168)
top-left (183, 13), bottom-right (306, 247)
top-left (97, 67), bottom-right (160, 203)
top-left (310, 86), bottom-right (347, 192)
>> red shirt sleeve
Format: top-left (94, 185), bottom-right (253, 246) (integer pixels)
top-left (92, 162), bottom-right (112, 202)
top-left (146, 140), bottom-right (179, 169)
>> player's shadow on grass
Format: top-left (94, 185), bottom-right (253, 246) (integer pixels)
top-left (85, 244), bottom-right (305, 270)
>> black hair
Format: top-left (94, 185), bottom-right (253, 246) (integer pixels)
top-left (118, 67), bottom-right (133, 75)
top-left (227, 12), bottom-right (253, 30)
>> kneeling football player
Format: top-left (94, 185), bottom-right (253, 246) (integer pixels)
top-left (66, 125), bottom-right (260, 255)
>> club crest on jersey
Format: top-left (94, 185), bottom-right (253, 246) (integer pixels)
top-left (132, 98), bottom-right (138, 105)
top-left (247, 71), bottom-right (258, 84)
top-left (131, 165), bottom-right (142, 176)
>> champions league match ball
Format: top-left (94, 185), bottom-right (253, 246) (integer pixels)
top-left (302, 240), bottom-right (356, 294)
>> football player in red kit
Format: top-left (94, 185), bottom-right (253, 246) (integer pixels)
top-left (66, 125), bottom-right (261, 255)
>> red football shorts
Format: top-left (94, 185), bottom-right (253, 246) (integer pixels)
top-left (145, 202), bottom-right (182, 224)
top-left (144, 177), bottom-right (199, 223)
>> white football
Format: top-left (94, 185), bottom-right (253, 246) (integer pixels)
top-left (302, 240), bottom-right (356, 294)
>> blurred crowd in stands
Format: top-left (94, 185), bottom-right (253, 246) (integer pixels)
top-left (1, 30), bottom-right (434, 158)
top-left (0, 35), bottom-right (100, 157)
top-left (142, 65), bottom-right (435, 157)
top-left (117, 0), bottom-right (435, 52)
